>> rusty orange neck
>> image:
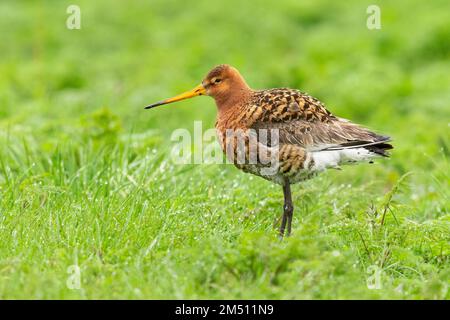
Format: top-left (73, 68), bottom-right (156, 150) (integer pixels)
top-left (213, 83), bottom-right (253, 118)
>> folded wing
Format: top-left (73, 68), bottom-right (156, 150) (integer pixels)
top-left (248, 88), bottom-right (393, 157)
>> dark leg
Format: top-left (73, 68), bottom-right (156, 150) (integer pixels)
top-left (279, 179), bottom-right (294, 237)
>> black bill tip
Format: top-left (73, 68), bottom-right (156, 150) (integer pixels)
top-left (144, 101), bottom-right (165, 109)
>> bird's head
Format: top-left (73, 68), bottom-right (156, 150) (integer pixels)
top-left (145, 64), bottom-right (250, 110)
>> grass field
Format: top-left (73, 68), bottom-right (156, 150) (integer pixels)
top-left (0, 0), bottom-right (449, 299)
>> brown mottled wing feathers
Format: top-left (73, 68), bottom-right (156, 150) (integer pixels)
top-left (248, 88), bottom-right (391, 151)
top-left (249, 88), bottom-right (335, 124)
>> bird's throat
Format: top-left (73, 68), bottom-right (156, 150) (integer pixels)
top-left (214, 87), bottom-right (253, 117)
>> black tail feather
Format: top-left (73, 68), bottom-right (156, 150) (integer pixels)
top-left (364, 142), bottom-right (393, 157)
top-left (321, 136), bottom-right (394, 157)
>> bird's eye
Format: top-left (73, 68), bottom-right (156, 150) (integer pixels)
top-left (214, 78), bottom-right (222, 84)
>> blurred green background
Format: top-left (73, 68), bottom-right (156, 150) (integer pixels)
top-left (0, 0), bottom-right (448, 299)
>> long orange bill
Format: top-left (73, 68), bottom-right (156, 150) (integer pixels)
top-left (145, 84), bottom-right (206, 109)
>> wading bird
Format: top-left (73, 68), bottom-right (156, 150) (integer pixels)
top-left (145, 65), bottom-right (392, 237)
